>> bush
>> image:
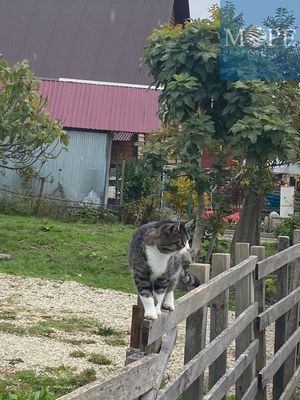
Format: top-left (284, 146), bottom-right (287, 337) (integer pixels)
top-left (119, 159), bottom-right (163, 225)
top-left (120, 195), bottom-right (165, 225)
top-left (121, 159), bottom-right (161, 203)
top-left (273, 213), bottom-right (300, 244)
top-left (163, 176), bottom-right (197, 215)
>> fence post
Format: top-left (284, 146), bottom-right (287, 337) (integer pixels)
top-left (235, 242), bottom-right (255, 400)
top-left (183, 263), bottom-right (210, 400)
top-left (251, 245), bottom-right (266, 400)
top-left (283, 230), bottom-right (300, 387)
top-left (209, 253), bottom-right (230, 398)
top-left (273, 235), bottom-right (289, 399)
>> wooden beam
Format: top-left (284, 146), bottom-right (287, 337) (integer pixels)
top-left (251, 245), bottom-right (266, 400)
top-left (203, 340), bottom-right (259, 400)
top-left (142, 256), bottom-right (257, 346)
top-left (56, 353), bottom-right (160, 400)
top-left (282, 230), bottom-right (300, 396)
top-left (256, 243), bottom-right (300, 280)
top-left (259, 327), bottom-right (300, 390)
top-left (273, 236), bottom-right (290, 400)
top-left (156, 304), bottom-right (258, 400)
top-left (141, 327), bottom-right (177, 400)
top-left (209, 253), bottom-right (230, 396)
top-left (278, 363), bottom-right (300, 400)
top-left (258, 286), bottom-right (300, 331)
top-left (183, 263), bottom-right (210, 400)
top-left (235, 243), bottom-right (255, 400)
top-left (240, 377), bottom-right (258, 400)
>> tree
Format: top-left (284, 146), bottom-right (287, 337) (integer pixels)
top-left (142, 4), bottom-right (300, 259)
top-left (0, 58), bottom-right (68, 174)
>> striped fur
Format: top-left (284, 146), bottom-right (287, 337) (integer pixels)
top-left (128, 221), bottom-right (198, 320)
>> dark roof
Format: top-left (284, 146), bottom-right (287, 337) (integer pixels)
top-left (0, 0), bottom-right (189, 85)
top-left (40, 80), bottom-right (161, 133)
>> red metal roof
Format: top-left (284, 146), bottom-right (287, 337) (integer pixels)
top-left (40, 80), bottom-right (161, 133)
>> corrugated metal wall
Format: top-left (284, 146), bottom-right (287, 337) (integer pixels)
top-left (0, 130), bottom-right (111, 205)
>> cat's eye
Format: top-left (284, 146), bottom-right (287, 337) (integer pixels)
top-left (180, 241), bottom-right (185, 248)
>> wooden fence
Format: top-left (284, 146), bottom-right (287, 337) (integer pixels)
top-left (58, 231), bottom-right (300, 400)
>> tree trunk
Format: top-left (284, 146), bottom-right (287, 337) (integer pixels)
top-left (191, 192), bottom-right (205, 261)
top-left (230, 190), bottom-right (262, 264)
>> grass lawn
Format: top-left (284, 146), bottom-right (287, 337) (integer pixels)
top-left (0, 213), bottom-right (135, 293)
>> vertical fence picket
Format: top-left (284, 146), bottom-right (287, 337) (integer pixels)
top-left (283, 230), bottom-right (300, 388)
top-left (57, 236), bottom-right (300, 400)
top-left (183, 263), bottom-right (210, 400)
top-left (209, 253), bottom-right (230, 399)
top-left (235, 243), bottom-right (255, 400)
top-left (251, 245), bottom-right (266, 400)
top-left (273, 236), bottom-right (290, 399)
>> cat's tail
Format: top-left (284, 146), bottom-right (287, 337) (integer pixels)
top-left (179, 269), bottom-right (200, 291)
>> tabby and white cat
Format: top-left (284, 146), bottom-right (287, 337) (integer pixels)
top-left (128, 220), bottom-right (197, 320)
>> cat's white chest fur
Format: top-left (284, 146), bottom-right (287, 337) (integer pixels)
top-left (145, 245), bottom-right (172, 280)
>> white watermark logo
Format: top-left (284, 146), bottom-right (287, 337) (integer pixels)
top-left (224, 27), bottom-right (296, 47)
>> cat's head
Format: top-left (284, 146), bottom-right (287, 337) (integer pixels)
top-left (145, 221), bottom-right (190, 255)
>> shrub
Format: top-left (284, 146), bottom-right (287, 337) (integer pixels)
top-left (118, 158), bottom-right (164, 225)
top-left (120, 195), bottom-right (165, 225)
top-left (273, 213), bottom-right (300, 244)
top-left (163, 176), bottom-right (197, 215)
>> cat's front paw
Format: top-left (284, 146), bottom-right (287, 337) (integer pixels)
top-left (162, 302), bottom-right (175, 311)
top-left (155, 305), bottom-right (162, 317)
top-left (144, 311), bottom-right (158, 320)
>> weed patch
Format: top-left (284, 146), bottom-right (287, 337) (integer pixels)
top-left (69, 349), bottom-right (86, 358)
top-left (0, 366), bottom-right (96, 399)
top-left (87, 353), bottom-right (112, 366)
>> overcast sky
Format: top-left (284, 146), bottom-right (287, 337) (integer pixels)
top-left (189, 0), bottom-right (219, 19)
top-left (189, 0), bottom-right (299, 41)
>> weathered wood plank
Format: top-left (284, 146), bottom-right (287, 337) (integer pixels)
top-left (56, 353), bottom-right (160, 400)
top-left (259, 326), bottom-right (300, 390)
top-left (209, 253), bottom-right (230, 395)
top-left (142, 256), bottom-right (257, 346)
top-left (125, 347), bottom-right (145, 365)
top-left (235, 243), bottom-right (255, 400)
top-left (282, 230), bottom-right (300, 392)
top-left (141, 327), bottom-right (177, 400)
top-left (251, 245), bottom-right (266, 400)
top-left (240, 377), bottom-right (258, 400)
top-left (256, 243), bottom-right (300, 280)
top-left (258, 286), bottom-right (300, 331)
top-left (278, 363), bottom-right (300, 400)
top-left (273, 236), bottom-right (290, 400)
top-left (129, 302), bottom-right (144, 348)
top-left (203, 340), bottom-right (259, 400)
top-left (183, 263), bottom-right (210, 400)
top-left (156, 304), bottom-right (258, 400)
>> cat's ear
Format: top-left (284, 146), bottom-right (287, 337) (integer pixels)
top-left (145, 227), bottom-right (160, 239)
top-left (165, 222), bottom-right (181, 233)
top-left (184, 219), bottom-right (194, 230)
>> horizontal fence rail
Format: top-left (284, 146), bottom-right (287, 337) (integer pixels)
top-left (56, 232), bottom-right (300, 400)
top-left (57, 353), bottom-right (160, 400)
top-left (155, 304), bottom-right (258, 400)
top-left (256, 243), bottom-right (300, 279)
top-left (142, 256), bottom-right (257, 346)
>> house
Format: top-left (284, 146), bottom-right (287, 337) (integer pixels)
top-left (0, 0), bottom-right (190, 205)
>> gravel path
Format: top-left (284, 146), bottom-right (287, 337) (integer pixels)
top-left (0, 273), bottom-right (136, 379)
top-left (0, 273), bottom-right (297, 399)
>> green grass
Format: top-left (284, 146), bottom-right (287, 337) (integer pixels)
top-left (0, 213), bottom-right (135, 292)
top-left (0, 315), bottom-right (125, 342)
top-left (0, 366), bottom-right (96, 399)
top-left (87, 353), bottom-right (112, 365)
